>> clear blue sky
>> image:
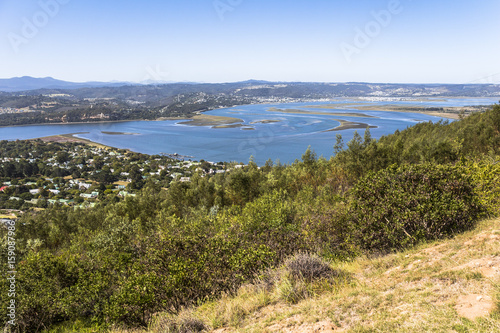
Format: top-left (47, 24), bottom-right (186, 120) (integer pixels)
top-left (1, 0), bottom-right (499, 83)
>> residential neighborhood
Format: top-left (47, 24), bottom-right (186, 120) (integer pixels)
top-left (0, 139), bottom-right (236, 217)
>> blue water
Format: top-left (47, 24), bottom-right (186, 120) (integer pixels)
top-left (1, 98), bottom-right (498, 165)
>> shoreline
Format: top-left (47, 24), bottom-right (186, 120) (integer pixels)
top-left (349, 105), bottom-right (465, 119)
top-left (0, 116), bottom-right (195, 128)
top-left (101, 131), bottom-right (140, 135)
top-left (33, 133), bottom-right (121, 150)
top-left (267, 107), bottom-right (378, 118)
top-left (1, 98), bottom-right (496, 129)
top-left (177, 114), bottom-right (244, 127)
top-left (325, 119), bottom-right (378, 132)
top-left (0, 119), bottom-right (145, 128)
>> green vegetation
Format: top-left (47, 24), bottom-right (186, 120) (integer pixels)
top-left (186, 217), bottom-right (500, 332)
top-left (1, 104), bottom-right (500, 332)
top-left (2, 82), bottom-right (496, 127)
top-left (0, 140), bottom-right (228, 212)
top-left (0, 92), bottom-right (251, 127)
top-left (348, 163), bottom-right (483, 252)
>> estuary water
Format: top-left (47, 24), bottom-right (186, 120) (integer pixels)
top-left (1, 98), bottom-right (498, 165)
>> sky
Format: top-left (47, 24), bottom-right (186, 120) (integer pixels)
top-left (0, 0), bottom-right (499, 84)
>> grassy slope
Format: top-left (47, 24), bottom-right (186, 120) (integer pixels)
top-left (140, 218), bottom-right (500, 333)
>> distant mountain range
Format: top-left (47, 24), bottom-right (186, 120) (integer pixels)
top-left (1, 77), bottom-right (500, 99)
top-left (1, 77), bottom-right (499, 127)
top-left (0, 76), bottom-right (132, 92)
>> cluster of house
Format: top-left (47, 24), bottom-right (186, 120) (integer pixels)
top-left (1, 177), bottom-right (136, 207)
top-left (1, 143), bottom-right (246, 216)
top-left (0, 107), bottom-right (26, 114)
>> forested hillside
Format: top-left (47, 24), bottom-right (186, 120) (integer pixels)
top-left (1, 104), bottom-right (500, 332)
top-left (1, 81), bottom-right (499, 127)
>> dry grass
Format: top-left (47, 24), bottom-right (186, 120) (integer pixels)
top-left (112, 218), bottom-right (500, 333)
top-left (36, 133), bottom-right (113, 149)
top-left (236, 218), bottom-right (500, 332)
top-left (149, 310), bottom-right (208, 333)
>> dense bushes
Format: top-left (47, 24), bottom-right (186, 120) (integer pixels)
top-left (348, 163), bottom-right (483, 252)
top-left (0, 190), bottom-right (304, 331)
top-left (1, 104), bottom-right (500, 331)
top-left (1, 160), bottom-right (486, 330)
top-left (466, 157), bottom-right (500, 216)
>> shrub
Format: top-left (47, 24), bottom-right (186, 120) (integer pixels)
top-left (284, 253), bottom-right (338, 282)
top-left (465, 157), bottom-right (500, 216)
top-left (271, 253), bottom-right (346, 304)
top-left (348, 163), bottom-right (484, 253)
top-left (300, 205), bottom-right (357, 260)
top-left (153, 314), bottom-right (208, 333)
top-left (2, 251), bottom-right (77, 333)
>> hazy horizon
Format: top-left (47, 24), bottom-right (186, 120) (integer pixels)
top-left (3, 75), bottom-right (500, 86)
top-left (1, 0), bottom-right (499, 84)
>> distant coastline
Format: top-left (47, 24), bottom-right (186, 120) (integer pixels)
top-left (0, 119), bottom-right (141, 128)
top-left (1, 98), bottom-right (491, 166)
top-left (33, 133), bottom-right (119, 150)
top-left (101, 131), bottom-right (140, 135)
top-left (0, 99), bottom-right (495, 129)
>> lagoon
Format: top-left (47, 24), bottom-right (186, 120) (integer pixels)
top-left (1, 98), bottom-right (497, 165)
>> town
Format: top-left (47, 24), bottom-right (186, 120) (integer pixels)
top-left (0, 139), bottom-right (237, 220)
